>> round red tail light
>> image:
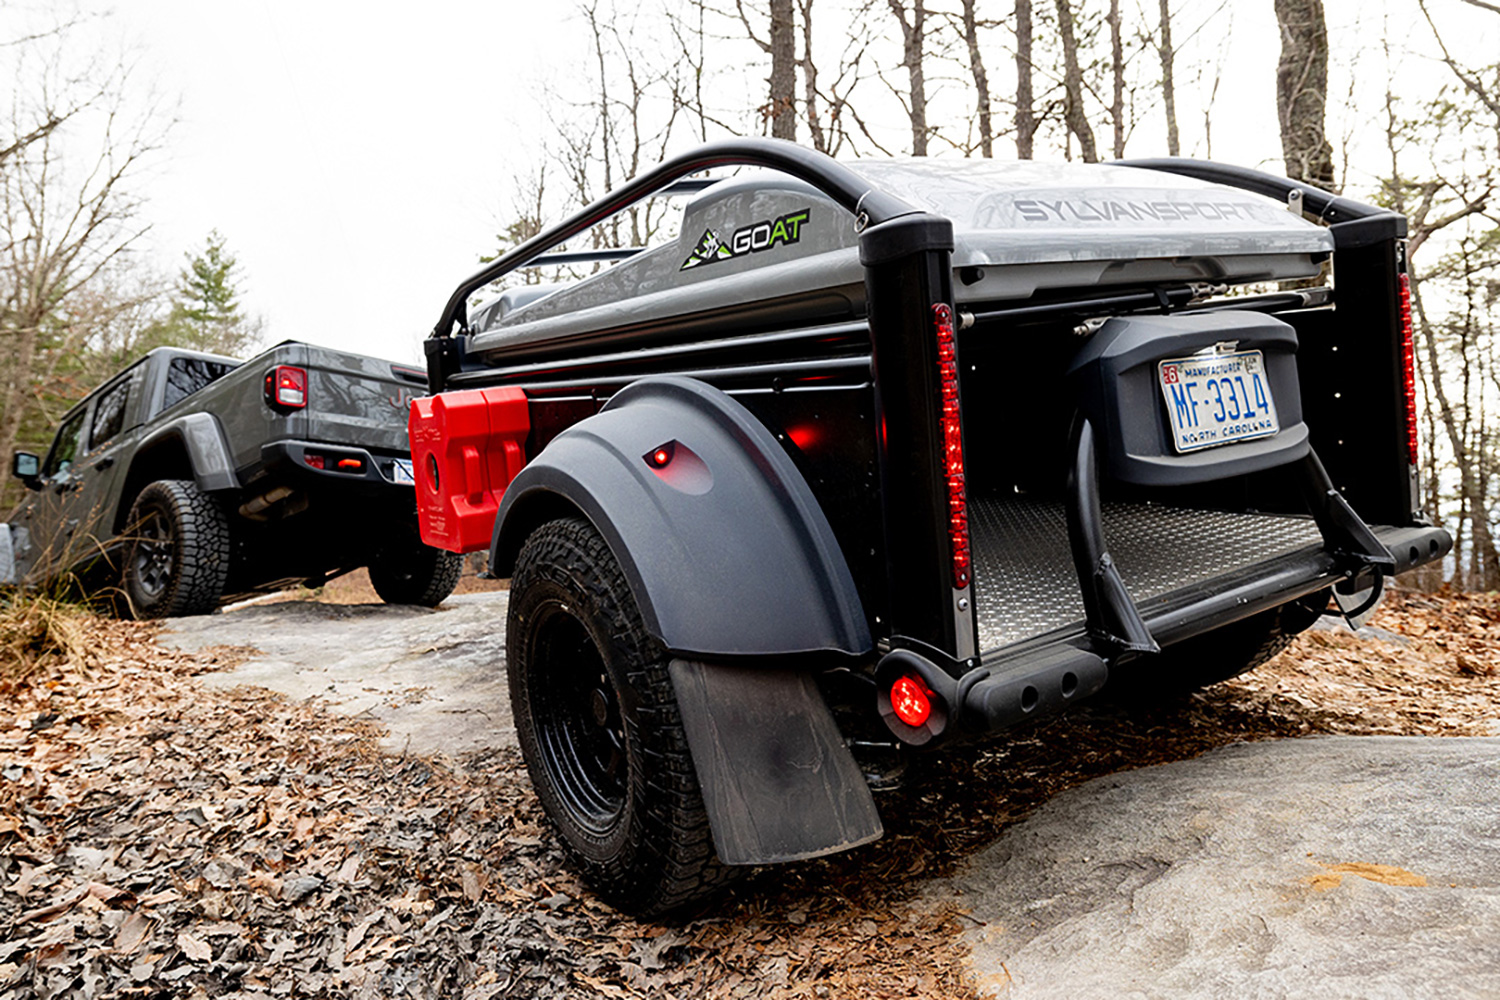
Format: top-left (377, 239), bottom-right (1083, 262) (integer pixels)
top-left (890, 675), bottom-right (932, 728)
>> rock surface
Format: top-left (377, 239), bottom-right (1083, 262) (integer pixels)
top-left (159, 593), bottom-right (512, 756)
top-left (944, 736), bottom-right (1500, 1000)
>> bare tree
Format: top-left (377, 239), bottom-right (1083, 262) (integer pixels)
top-left (957, 0), bottom-right (994, 156)
top-left (887, 0), bottom-right (929, 154)
top-left (1055, 0), bottom-right (1099, 161)
top-left (769, 0), bottom-right (798, 138)
top-left (1107, 0), bottom-right (1126, 159)
top-left (1157, 0), bottom-right (1181, 156)
top-left (735, 0), bottom-right (799, 139)
top-left (1273, 0), bottom-right (1336, 188)
top-left (0, 22), bottom-right (170, 465)
top-left (1015, 0), bottom-right (1037, 158)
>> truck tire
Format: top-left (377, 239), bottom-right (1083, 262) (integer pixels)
top-left (368, 535), bottom-right (462, 607)
top-left (122, 480), bottom-right (230, 619)
top-left (1130, 591), bottom-right (1329, 694)
top-left (508, 517), bottom-right (731, 916)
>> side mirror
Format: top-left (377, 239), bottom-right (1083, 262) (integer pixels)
top-left (12, 451), bottom-right (40, 487)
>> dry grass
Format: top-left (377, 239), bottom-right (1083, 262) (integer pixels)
top-left (0, 591), bottom-right (94, 686)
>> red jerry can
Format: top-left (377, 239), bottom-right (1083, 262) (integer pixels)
top-left (408, 388), bottom-right (530, 553)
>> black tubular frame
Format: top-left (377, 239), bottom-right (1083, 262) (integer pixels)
top-left (429, 138), bottom-right (921, 347)
top-left (1115, 157), bottom-right (1408, 248)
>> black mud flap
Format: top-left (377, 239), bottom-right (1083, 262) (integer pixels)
top-left (668, 659), bottom-right (883, 866)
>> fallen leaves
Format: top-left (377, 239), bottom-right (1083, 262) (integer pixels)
top-left (1, 589), bottom-right (1496, 999)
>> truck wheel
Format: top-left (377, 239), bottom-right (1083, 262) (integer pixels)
top-left (1131, 591), bottom-right (1329, 694)
top-left (368, 534), bottom-right (462, 607)
top-left (508, 517), bottom-right (730, 916)
top-left (123, 480), bottom-right (230, 619)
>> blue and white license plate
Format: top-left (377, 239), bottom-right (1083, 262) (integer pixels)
top-left (392, 458), bottom-right (416, 486)
top-left (1158, 350), bottom-right (1280, 453)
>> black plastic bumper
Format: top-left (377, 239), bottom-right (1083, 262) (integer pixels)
top-left (258, 440), bottom-right (415, 490)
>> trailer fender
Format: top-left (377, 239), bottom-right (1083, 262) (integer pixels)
top-left (492, 375), bottom-right (871, 660)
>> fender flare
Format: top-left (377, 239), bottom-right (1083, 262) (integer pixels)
top-left (132, 414), bottom-right (238, 493)
top-left (492, 376), bottom-right (871, 660)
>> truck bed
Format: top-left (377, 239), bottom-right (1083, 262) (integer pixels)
top-left (969, 495), bottom-right (1326, 650)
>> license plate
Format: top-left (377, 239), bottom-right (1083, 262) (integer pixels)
top-left (392, 458), bottom-right (416, 485)
top-left (1158, 350), bottom-right (1280, 453)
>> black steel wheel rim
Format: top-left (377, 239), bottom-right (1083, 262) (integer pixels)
top-left (132, 508), bottom-right (174, 600)
top-left (529, 600), bottom-right (628, 835)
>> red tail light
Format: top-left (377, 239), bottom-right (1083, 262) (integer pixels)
top-left (933, 302), bottom-right (971, 588)
top-left (1398, 273), bottom-right (1419, 466)
top-left (890, 675), bottom-right (932, 728)
top-left (265, 365), bottom-right (307, 409)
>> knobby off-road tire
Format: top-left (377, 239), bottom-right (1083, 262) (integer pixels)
top-left (369, 531), bottom-right (462, 607)
top-left (508, 517), bottom-right (733, 916)
top-left (122, 480), bottom-right (231, 619)
top-left (1131, 592), bottom-right (1329, 695)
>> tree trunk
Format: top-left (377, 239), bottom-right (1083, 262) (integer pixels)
top-left (888, 0), bottom-right (928, 155)
top-left (770, 0), bottom-right (797, 139)
top-left (799, 0), bottom-right (827, 151)
top-left (1158, 0), bottom-right (1181, 156)
top-left (1108, 0), bottom-right (1126, 159)
top-left (1273, 0), bottom-right (1336, 188)
top-left (1055, 0), bottom-right (1098, 162)
top-left (1015, 0), bottom-right (1036, 158)
top-left (960, 0), bottom-right (994, 157)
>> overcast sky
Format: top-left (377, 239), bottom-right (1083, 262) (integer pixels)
top-left (107, 0), bottom-right (1496, 366)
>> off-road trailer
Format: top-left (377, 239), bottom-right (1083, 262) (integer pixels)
top-left (413, 139), bottom-right (1450, 914)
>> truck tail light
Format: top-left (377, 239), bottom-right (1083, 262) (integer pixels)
top-left (266, 366), bottom-right (307, 409)
top-left (1398, 273), bottom-right (1419, 466)
top-left (889, 675), bottom-right (932, 728)
top-left (933, 302), bottom-right (971, 589)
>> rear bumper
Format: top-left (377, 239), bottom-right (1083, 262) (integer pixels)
top-left (257, 440), bottom-right (415, 490)
top-left (887, 520), bottom-right (1449, 746)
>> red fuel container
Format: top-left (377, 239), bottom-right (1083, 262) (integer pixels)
top-left (409, 388), bottom-right (530, 553)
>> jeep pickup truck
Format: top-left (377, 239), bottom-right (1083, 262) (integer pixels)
top-left (410, 139), bottom-right (1451, 915)
top-left (2, 342), bottom-right (461, 616)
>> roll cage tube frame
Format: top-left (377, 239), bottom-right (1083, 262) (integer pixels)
top-left (424, 138), bottom-right (923, 394)
top-left (1115, 157), bottom-right (1408, 247)
top-left (426, 137), bottom-right (975, 664)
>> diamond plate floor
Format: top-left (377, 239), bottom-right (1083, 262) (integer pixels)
top-left (969, 495), bottom-right (1326, 651)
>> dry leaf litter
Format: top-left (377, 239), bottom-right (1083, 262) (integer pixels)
top-left (2, 586), bottom-right (1497, 999)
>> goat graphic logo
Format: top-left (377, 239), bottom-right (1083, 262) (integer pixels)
top-left (680, 209), bottom-right (810, 270)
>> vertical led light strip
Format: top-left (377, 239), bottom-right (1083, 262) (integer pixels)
top-left (933, 302), bottom-right (971, 589)
top-left (1398, 273), bottom-right (1419, 466)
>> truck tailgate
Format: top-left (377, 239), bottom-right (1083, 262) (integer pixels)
top-left (300, 346), bottom-right (424, 453)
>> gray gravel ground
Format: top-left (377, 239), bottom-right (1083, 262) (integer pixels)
top-left (159, 592), bottom-right (512, 756)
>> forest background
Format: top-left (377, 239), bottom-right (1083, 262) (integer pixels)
top-left (1, 0), bottom-right (1497, 589)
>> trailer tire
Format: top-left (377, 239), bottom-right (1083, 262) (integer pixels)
top-left (122, 480), bottom-right (230, 619)
top-left (1133, 592), bottom-right (1329, 694)
top-left (508, 517), bottom-right (732, 916)
top-left (369, 533), bottom-right (462, 607)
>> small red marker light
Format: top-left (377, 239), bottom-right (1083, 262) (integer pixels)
top-left (644, 442), bottom-right (676, 469)
top-left (890, 675), bottom-right (932, 728)
top-left (337, 457), bottom-right (363, 471)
